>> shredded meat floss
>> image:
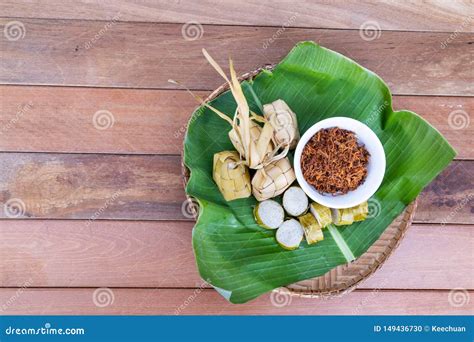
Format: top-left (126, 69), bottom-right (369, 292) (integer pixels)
top-left (301, 127), bottom-right (370, 195)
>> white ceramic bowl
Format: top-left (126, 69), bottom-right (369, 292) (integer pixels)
top-left (294, 117), bottom-right (386, 209)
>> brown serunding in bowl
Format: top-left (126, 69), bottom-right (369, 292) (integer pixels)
top-left (301, 127), bottom-right (370, 195)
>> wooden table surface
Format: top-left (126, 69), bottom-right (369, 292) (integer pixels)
top-left (0, 1), bottom-right (473, 315)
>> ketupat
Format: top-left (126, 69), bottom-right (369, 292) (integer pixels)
top-left (263, 99), bottom-right (300, 149)
top-left (282, 186), bottom-right (308, 216)
top-left (176, 49), bottom-right (299, 203)
top-left (331, 208), bottom-right (354, 226)
top-left (254, 200), bottom-right (284, 229)
top-left (213, 151), bottom-right (251, 201)
top-left (331, 201), bottom-right (369, 225)
top-left (298, 213), bottom-right (324, 244)
top-left (202, 49), bottom-right (280, 170)
top-left (352, 201), bottom-right (369, 221)
top-left (229, 120), bottom-right (273, 160)
top-left (276, 219), bottom-right (304, 250)
top-left (310, 202), bottom-right (332, 228)
top-left (252, 157), bottom-right (296, 201)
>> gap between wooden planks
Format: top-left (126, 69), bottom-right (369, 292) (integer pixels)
top-left (0, 221), bottom-right (472, 290)
top-left (0, 288), bottom-right (472, 315)
top-left (0, 0), bottom-right (471, 32)
top-left (0, 154), bottom-right (471, 223)
top-left (1, 19), bottom-right (472, 95)
top-left (1, 86), bottom-right (473, 158)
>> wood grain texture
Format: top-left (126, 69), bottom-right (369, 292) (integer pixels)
top-left (0, 220), bottom-right (472, 290)
top-left (0, 153), bottom-right (186, 220)
top-left (0, 288), bottom-right (471, 315)
top-left (0, 154), bottom-right (471, 223)
top-left (415, 160), bottom-right (474, 224)
top-left (1, 85), bottom-right (472, 157)
top-left (0, 86), bottom-right (202, 155)
top-left (1, 0), bottom-right (472, 316)
top-left (1, 19), bottom-right (472, 95)
top-left (1, 0), bottom-right (472, 32)
top-left (0, 220), bottom-right (199, 289)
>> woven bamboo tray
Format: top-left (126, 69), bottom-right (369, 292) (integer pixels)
top-left (181, 65), bottom-right (417, 298)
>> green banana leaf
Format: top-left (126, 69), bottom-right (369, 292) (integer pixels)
top-left (184, 41), bottom-right (456, 304)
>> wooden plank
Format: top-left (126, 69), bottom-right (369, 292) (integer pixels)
top-left (0, 220), bottom-right (472, 290)
top-left (0, 0), bottom-right (471, 32)
top-left (361, 225), bottom-right (474, 290)
top-left (0, 154), bottom-right (471, 223)
top-left (416, 161), bottom-right (474, 224)
top-left (393, 96), bottom-right (473, 160)
top-left (1, 86), bottom-right (472, 158)
top-left (1, 19), bottom-right (472, 95)
top-left (0, 288), bottom-right (471, 315)
top-left (0, 153), bottom-right (187, 220)
top-left (0, 220), bottom-right (200, 289)
top-left (0, 86), bottom-right (204, 155)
